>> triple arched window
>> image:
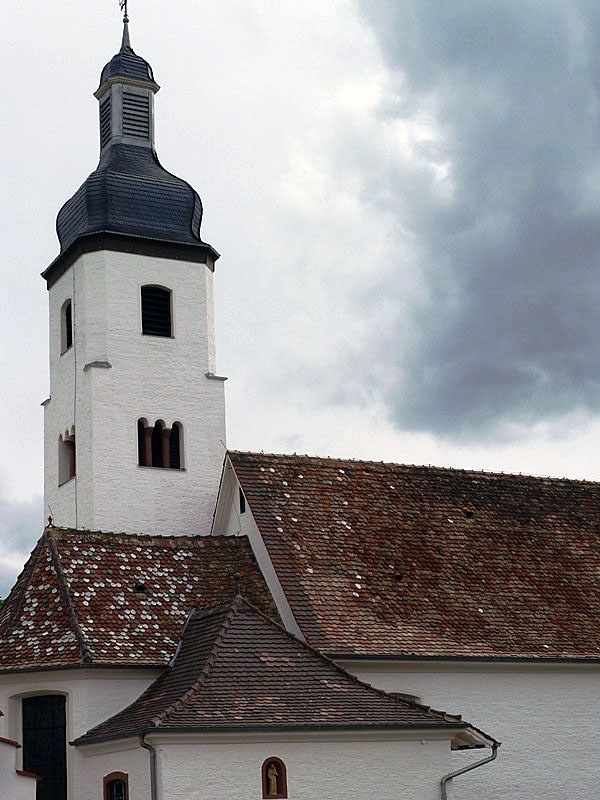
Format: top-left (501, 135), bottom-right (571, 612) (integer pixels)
top-left (137, 419), bottom-right (183, 469)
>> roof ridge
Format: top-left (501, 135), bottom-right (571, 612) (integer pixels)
top-left (47, 530), bottom-right (93, 665)
top-left (228, 450), bottom-right (599, 486)
top-left (151, 596), bottom-right (243, 727)
top-left (0, 532), bottom-right (47, 637)
top-left (49, 527), bottom-right (249, 545)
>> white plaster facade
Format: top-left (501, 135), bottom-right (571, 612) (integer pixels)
top-left (0, 668), bottom-right (160, 800)
top-left (338, 660), bottom-right (600, 799)
top-left (44, 249), bottom-right (226, 536)
top-left (78, 732), bottom-right (457, 800)
top-left (0, 666), bottom-right (481, 800)
top-left (0, 736), bottom-right (37, 800)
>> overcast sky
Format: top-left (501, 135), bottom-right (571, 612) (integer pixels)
top-left (2, 0), bottom-right (600, 593)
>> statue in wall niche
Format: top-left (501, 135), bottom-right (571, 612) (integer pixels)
top-left (267, 762), bottom-right (279, 796)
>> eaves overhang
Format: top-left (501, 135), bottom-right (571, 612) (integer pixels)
top-left (328, 653), bottom-right (600, 665)
top-left (72, 720), bottom-right (477, 748)
top-left (42, 231), bottom-right (220, 289)
top-left (0, 662), bottom-right (166, 676)
top-left (94, 75), bottom-right (160, 99)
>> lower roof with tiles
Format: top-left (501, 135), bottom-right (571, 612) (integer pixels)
top-left (0, 527), bottom-right (277, 672)
top-left (228, 451), bottom-right (600, 661)
top-left (74, 596), bottom-right (495, 747)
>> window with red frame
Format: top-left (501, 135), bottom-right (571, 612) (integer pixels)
top-left (104, 772), bottom-right (128, 800)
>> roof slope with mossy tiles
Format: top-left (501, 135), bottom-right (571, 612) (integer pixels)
top-left (0, 527), bottom-right (277, 672)
top-left (74, 596), bottom-right (496, 748)
top-left (228, 451), bottom-right (600, 660)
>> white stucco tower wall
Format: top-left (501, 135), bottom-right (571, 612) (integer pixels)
top-left (44, 249), bottom-right (225, 535)
top-left (43, 23), bottom-right (226, 536)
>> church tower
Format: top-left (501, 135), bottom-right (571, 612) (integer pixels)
top-left (42, 18), bottom-right (226, 536)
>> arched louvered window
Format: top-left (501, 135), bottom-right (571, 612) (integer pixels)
top-left (262, 757), bottom-right (288, 799)
top-left (141, 285), bottom-right (172, 337)
top-left (104, 773), bottom-right (128, 800)
top-left (61, 299), bottom-right (73, 353)
top-left (138, 419), bottom-right (183, 469)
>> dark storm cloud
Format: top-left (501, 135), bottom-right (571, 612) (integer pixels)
top-left (0, 496), bottom-right (42, 597)
top-left (355, 0), bottom-right (600, 437)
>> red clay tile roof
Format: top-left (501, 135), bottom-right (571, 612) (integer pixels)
top-left (0, 527), bottom-right (276, 671)
top-left (229, 452), bottom-right (600, 660)
top-left (74, 597), bottom-right (491, 746)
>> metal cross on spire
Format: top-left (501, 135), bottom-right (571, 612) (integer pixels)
top-left (119, 0), bottom-right (129, 24)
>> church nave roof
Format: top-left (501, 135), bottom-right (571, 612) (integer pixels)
top-left (229, 451), bottom-right (600, 661)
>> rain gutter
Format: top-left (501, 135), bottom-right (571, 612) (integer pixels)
top-left (140, 734), bottom-right (158, 800)
top-left (441, 742), bottom-right (499, 799)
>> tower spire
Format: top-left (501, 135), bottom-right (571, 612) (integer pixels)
top-left (119, 1), bottom-right (131, 48)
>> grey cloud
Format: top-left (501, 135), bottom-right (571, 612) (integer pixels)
top-left (0, 496), bottom-right (43, 597)
top-left (347, 0), bottom-right (600, 438)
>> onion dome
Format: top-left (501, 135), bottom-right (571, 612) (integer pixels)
top-left (55, 145), bottom-right (205, 252)
top-left (45, 20), bottom-right (217, 285)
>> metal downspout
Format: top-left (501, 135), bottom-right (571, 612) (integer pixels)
top-left (441, 742), bottom-right (499, 800)
top-left (140, 734), bottom-right (158, 800)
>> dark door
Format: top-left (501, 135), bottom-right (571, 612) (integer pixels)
top-left (22, 695), bottom-right (67, 800)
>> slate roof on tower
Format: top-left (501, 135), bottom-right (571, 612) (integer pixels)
top-left (44, 22), bottom-right (217, 286)
top-left (73, 596), bottom-right (496, 748)
top-left (99, 23), bottom-right (155, 85)
top-left (0, 528), bottom-right (276, 672)
top-left (53, 145), bottom-right (208, 254)
top-left (227, 451), bottom-right (600, 661)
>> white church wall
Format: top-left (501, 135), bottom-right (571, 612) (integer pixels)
top-left (342, 660), bottom-right (599, 800)
top-left (45, 264), bottom-right (80, 528)
top-left (150, 733), bottom-right (453, 800)
top-left (45, 249), bottom-right (226, 536)
top-left (0, 666), bottom-right (160, 795)
top-left (73, 738), bottom-right (150, 800)
top-left (0, 738), bottom-right (37, 800)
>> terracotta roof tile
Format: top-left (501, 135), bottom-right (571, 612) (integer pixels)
top-left (0, 528), bottom-right (276, 671)
top-left (229, 452), bottom-right (600, 659)
top-left (75, 597), bottom-right (491, 745)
